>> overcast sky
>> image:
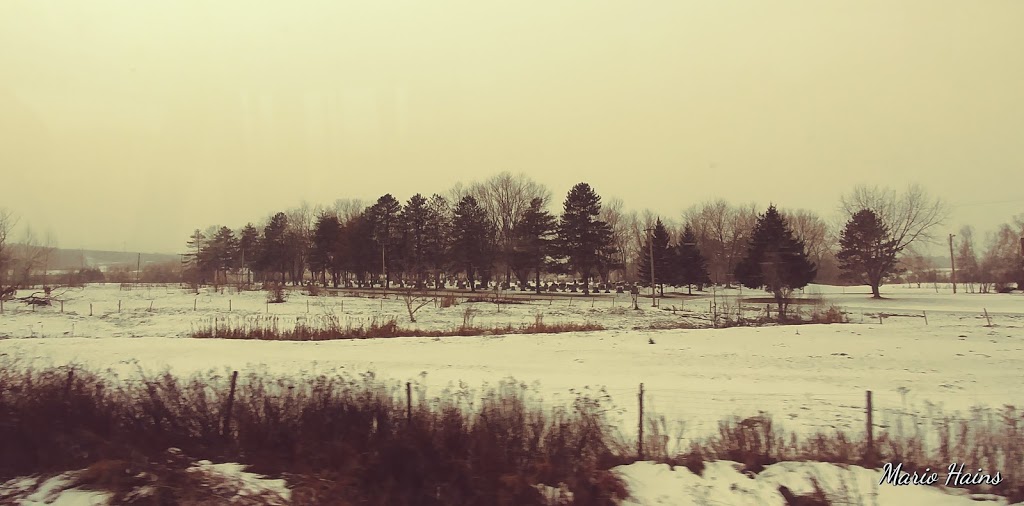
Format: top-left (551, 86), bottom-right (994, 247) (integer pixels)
top-left (1, 0), bottom-right (1022, 254)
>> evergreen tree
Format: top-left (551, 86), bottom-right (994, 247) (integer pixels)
top-left (836, 209), bottom-right (901, 299)
top-left (423, 194), bottom-right (452, 288)
top-left (450, 195), bottom-right (492, 292)
top-left (237, 224), bottom-right (260, 285)
top-left (184, 229), bottom-right (207, 285)
top-left (636, 218), bottom-right (673, 296)
top-left (674, 225), bottom-right (711, 295)
top-left (310, 212), bottom-right (342, 287)
top-left (369, 194), bottom-right (402, 288)
top-left (556, 182), bottom-right (613, 295)
top-left (511, 197), bottom-right (557, 294)
top-left (260, 212), bottom-right (291, 283)
top-left (734, 205), bottom-right (817, 319)
top-left (401, 194), bottom-right (430, 288)
top-left (341, 211), bottom-right (379, 287)
top-left (206, 226), bottom-right (238, 285)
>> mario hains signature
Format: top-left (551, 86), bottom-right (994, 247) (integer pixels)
top-left (880, 462), bottom-right (1003, 487)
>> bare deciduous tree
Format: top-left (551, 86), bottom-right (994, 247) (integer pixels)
top-left (0, 208), bottom-right (18, 294)
top-left (783, 208), bottom-right (837, 283)
top-left (840, 184), bottom-right (948, 254)
top-left (468, 172), bottom-right (550, 284)
top-left (331, 198), bottom-right (366, 225)
top-left (599, 197), bottom-right (630, 282)
top-left (682, 200), bottom-right (757, 286)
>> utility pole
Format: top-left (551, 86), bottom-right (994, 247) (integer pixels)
top-left (645, 227), bottom-right (656, 307)
top-left (948, 233), bottom-right (957, 294)
top-left (136, 253), bottom-right (141, 284)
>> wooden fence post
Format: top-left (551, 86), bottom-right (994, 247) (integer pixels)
top-left (923, 310), bottom-right (927, 325)
top-left (984, 308), bottom-right (991, 326)
top-left (638, 383), bottom-right (645, 460)
top-left (89, 303), bottom-right (93, 316)
top-left (406, 382), bottom-right (413, 424)
top-left (118, 300), bottom-right (121, 313)
top-left (865, 390), bottom-right (874, 465)
top-left (64, 370), bottom-right (74, 399)
top-left (222, 371), bottom-right (239, 439)
top-left (60, 300), bottom-right (64, 313)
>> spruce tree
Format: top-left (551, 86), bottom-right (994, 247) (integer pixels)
top-left (207, 226), bottom-right (238, 286)
top-left (512, 197), bottom-right (557, 294)
top-left (423, 194), bottom-right (452, 288)
top-left (260, 212), bottom-right (290, 283)
top-left (674, 224), bottom-right (710, 295)
top-left (237, 224), bottom-right (260, 285)
top-left (310, 212), bottom-right (342, 287)
top-left (837, 209), bottom-right (900, 299)
top-left (734, 205), bottom-right (817, 319)
top-left (401, 194), bottom-right (430, 288)
top-left (369, 194), bottom-right (402, 288)
top-left (450, 195), bottom-right (492, 292)
top-left (341, 211), bottom-right (379, 287)
top-left (556, 182), bottom-right (613, 295)
top-left (636, 218), bottom-right (673, 296)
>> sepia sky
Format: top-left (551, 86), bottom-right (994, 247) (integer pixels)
top-left (1, 0), bottom-right (1022, 253)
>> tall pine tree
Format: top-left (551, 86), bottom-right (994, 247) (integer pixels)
top-left (837, 209), bottom-right (900, 299)
top-left (260, 212), bottom-right (291, 283)
top-left (450, 195), bottom-right (492, 292)
top-left (369, 194), bottom-right (402, 288)
top-left (423, 194), bottom-right (452, 288)
top-left (401, 194), bottom-right (430, 288)
top-left (511, 197), bottom-right (557, 294)
top-left (310, 212), bottom-right (342, 287)
top-left (636, 218), bottom-right (673, 296)
top-left (237, 224), bottom-right (260, 286)
top-left (734, 205), bottom-right (816, 319)
top-left (556, 182), bottom-right (613, 295)
top-left (674, 224), bottom-right (710, 295)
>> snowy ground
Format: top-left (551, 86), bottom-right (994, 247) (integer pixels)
top-left (1, 283), bottom-right (1022, 505)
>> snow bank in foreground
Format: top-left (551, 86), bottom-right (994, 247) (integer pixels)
top-left (0, 473), bottom-right (111, 506)
top-left (0, 460), bottom-right (289, 506)
top-left (615, 460), bottom-right (1020, 506)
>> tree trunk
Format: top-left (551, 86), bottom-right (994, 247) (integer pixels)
top-left (535, 269), bottom-right (542, 295)
top-left (870, 283), bottom-right (881, 299)
top-left (774, 290), bottom-right (786, 322)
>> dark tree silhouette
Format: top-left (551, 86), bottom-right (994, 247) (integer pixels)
top-left (237, 223), bottom-right (260, 285)
top-left (837, 209), bottom-right (901, 298)
top-left (205, 226), bottom-right (238, 286)
top-left (556, 182), bottom-right (613, 295)
top-left (636, 218), bottom-right (673, 296)
top-left (310, 212), bottom-right (343, 287)
top-left (511, 197), bottom-right (557, 294)
top-left (450, 195), bottom-right (493, 292)
top-left (734, 205), bottom-right (817, 320)
top-left (369, 194), bottom-right (402, 289)
top-left (423, 194), bottom-right (452, 288)
top-left (674, 224), bottom-right (711, 295)
top-left (260, 212), bottom-right (291, 283)
top-left (341, 211), bottom-right (379, 287)
top-left (401, 194), bottom-right (430, 288)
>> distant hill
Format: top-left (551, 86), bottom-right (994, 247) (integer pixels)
top-left (48, 248), bottom-right (180, 271)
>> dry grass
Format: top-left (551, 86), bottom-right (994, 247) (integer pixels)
top-left (644, 407), bottom-right (1024, 502)
top-left (191, 313), bottom-right (604, 340)
top-left (0, 361), bottom-right (627, 505)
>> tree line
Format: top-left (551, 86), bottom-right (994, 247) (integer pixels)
top-left (176, 174), bottom-right (1022, 306)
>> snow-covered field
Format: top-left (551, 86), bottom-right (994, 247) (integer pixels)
top-left (1, 283), bottom-right (1022, 505)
